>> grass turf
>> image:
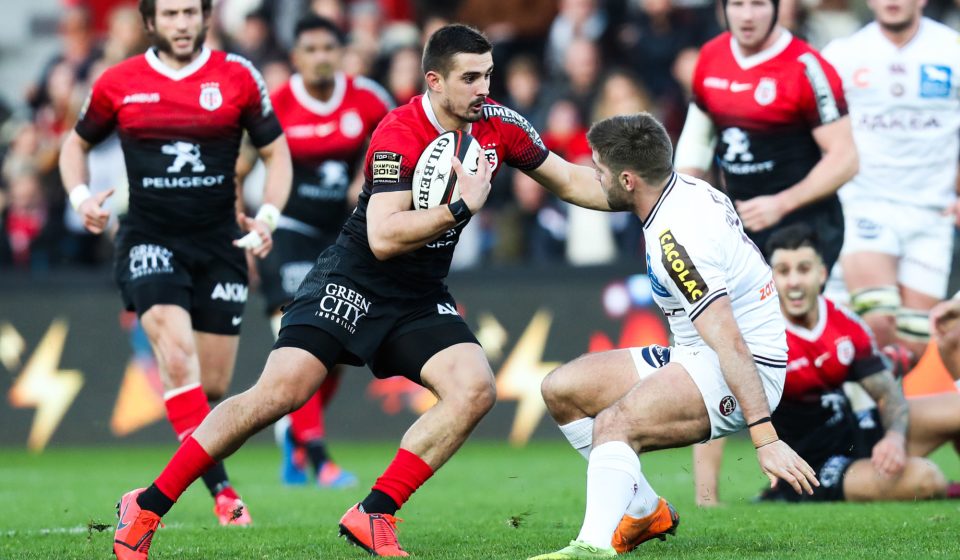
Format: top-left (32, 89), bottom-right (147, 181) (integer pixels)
top-left (1, 438), bottom-right (958, 559)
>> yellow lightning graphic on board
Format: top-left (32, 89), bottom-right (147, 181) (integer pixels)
top-left (495, 309), bottom-right (560, 446)
top-left (8, 319), bottom-right (84, 451)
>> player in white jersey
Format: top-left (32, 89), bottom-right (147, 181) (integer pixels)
top-left (530, 114), bottom-right (817, 559)
top-left (821, 0), bottom-right (960, 356)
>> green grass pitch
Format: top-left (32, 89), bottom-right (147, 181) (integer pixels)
top-left (2, 437), bottom-right (958, 559)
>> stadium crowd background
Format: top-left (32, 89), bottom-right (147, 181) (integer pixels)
top-left (1, 0), bottom-right (959, 273)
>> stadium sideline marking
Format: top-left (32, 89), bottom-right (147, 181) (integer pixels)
top-left (2, 522), bottom-right (186, 537)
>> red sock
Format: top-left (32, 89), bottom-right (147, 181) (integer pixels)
top-left (372, 449), bottom-right (434, 509)
top-left (319, 369), bottom-right (342, 408)
top-left (290, 391), bottom-right (324, 442)
top-left (154, 436), bottom-right (216, 501)
top-left (165, 383), bottom-right (211, 442)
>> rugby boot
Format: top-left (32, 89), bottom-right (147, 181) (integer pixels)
top-left (528, 540), bottom-right (617, 559)
top-left (318, 461), bottom-right (358, 489)
top-left (280, 426), bottom-right (308, 485)
top-left (611, 497), bottom-right (679, 553)
top-left (113, 488), bottom-right (162, 560)
top-left (338, 503), bottom-right (409, 556)
top-left (214, 491), bottom-right (253, 526)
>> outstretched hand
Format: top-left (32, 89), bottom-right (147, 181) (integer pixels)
top-left (756, 440), bottom-right (819, 495)
top-left (233, 213), bottom-right (273, 258)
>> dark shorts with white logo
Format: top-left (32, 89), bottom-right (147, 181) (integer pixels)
top-left (114, 224), bottom-right (248, 335)
top-left (275, 244), bottom-right (478, 384)
top-left (257, 228), bottom-right (334, 316)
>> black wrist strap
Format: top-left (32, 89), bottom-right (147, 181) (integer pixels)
top-left (448, 199), bottom-right (472, 224)
top-left (747, 416), bottom-right (772, 428)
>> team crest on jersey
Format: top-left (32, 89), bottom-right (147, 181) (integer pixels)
top-left (754, 78), bottom-right (777, 106)
top-left (920, 64), bottom-right (952, 98)
top-left (199, 82), bottom-right (223, 111)
top-left (340, 110), bottom-right (363, 138)
top-left (483, 144), bottom-right (499, 173)
top-left (835, 337), bottom-right (855, 366)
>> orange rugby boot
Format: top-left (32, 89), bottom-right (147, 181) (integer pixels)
top-left (611, 497), bottom-right (680, 554)
top-left (214, 492), bottom-right (253, 526)
top-left (113, 488), bottom-right (162, 560)
top-left (338, 503), bottom-right (409, 557)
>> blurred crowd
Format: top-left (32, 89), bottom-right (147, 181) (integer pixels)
top-left (1, 0), bottom-right (959, 271)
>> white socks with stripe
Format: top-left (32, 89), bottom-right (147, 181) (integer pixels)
top-left (559, 417), bottom-right (594, 459)
top-left (575, 442), bottom-right (640, 547)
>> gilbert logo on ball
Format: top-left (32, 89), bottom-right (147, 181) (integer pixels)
top-left (412, 130), bottom-right (481, 210)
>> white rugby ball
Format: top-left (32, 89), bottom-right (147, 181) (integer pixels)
top-left (412, 130), bottom-right (482, 210)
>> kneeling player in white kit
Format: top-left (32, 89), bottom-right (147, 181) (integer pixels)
top-left (530, 113), bottom-right (817, 559)
top-left (821, 0), bottom-right (960, 358)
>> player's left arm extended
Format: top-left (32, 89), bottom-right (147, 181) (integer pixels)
top-left (693, 296), bottom-right (819, 494)
top-left (859, 369), bottom-right (909, 476)
top-left (735, 116), bottom-right (858, 231)
top-left (524, 152), bottom-right (612, 211)
top-left (256, 134), bottom-right (292, 213)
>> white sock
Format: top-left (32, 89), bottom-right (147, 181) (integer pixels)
top-left (576, 441), bottom-right (639, 548)
top-left (559, 417), bottom-right (594, 460)
top-left (624, 465), bottom-right (660, 518)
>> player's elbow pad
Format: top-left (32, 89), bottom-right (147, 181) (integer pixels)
top-left (674, 103), bottom-right (717, 172)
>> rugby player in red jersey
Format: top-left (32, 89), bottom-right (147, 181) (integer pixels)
top-left (59, 0), bottom-right (291, 533)
top-left (696, 224), bottom-right (960, 504)
top-left (110, 23), bottom-right (613, 558)
top-left (252, 14), bottom-right (392, 489)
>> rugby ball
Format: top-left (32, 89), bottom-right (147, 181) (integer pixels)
top-left (412, 130), bottom-right (481, 210)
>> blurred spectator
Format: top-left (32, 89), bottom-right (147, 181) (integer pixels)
top-left (100, 5), bottom-right (149, 66)
top-left (511, 170), bottom-right (566, 263)
top-left (1, 169), bottom-right (61, 269)
top-left (29, 6), bottom-right (101, 114)
top-left (384, 46), bottom-right (423, 105)
top-left (544, 0), bottom-right (609, 79)
top-left (543, 36), bottom-right (602, 121)
top-left (230, 8), bottom-right (287, 69)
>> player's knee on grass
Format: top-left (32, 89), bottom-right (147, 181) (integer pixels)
top-left (906, 458), bottom-right (947, 500)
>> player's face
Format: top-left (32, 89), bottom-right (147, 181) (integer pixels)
top-left (770, 246), bottom-right (826, 323)
top-left (869, 0), bottom-right (926, 33)
top-left (592, 150), bottom-right (633, 212)
top-left (726, 0), bottom-right (776, 52)
top-left (438, 52), bottom-right (493, 124)
top-left (293, 28), bottom-right (342, 87)
top-left (149, 0), bottom-right (207, 62)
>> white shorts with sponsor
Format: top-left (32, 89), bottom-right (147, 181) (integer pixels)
top-left (629, 344), bottom-right (785, 441)
top-left (839, 198), bottom-right (953, 298)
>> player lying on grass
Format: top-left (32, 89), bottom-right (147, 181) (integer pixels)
top-left (530, 113), bottom-right (817, 560)
top-left (695, 224), bottom-right (960, 504)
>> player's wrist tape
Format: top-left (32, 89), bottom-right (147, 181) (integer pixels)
top-left (749, 421), bottom-right (779, 449)
top-left (69, 184), bottom-right (92, 212)
top-left (747, 416), bottom-right (772, 428)
top-left (447, 199), bottom-right (472, 224)
top-left (255, 203), bottom-right (280, 232)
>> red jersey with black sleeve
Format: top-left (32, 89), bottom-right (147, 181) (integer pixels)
top-left (692, 32), bottom-right (847, 203)
top-left (337, 94), bottom-right (549, 284)
top-left (75, 47), bottom-right (282, 235)
top-left (773, 297), bottom-right (886, 462)
top-left (271, 73), bottom-right (392, 238)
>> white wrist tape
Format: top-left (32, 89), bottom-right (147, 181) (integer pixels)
top-left (255, 204), bottom-right (280, 232)
top-left (69, 184), bottom-right (92, 212)
top-left (235, 231), bottom-right (263, 249)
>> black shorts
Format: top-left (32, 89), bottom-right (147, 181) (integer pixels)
top-left (275, 244), bottom-right (478, 384)
top-left (114, 225), bottom-right (248, 335)
top-left (257, 228), bottom-right (334, 315)
top-left (752, 199), bottom-right (845, 272)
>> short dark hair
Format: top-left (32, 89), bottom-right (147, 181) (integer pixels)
top-left (586, 113), bottom-right (673, 185)
top-left (293, 13), bottom-right (345, 45)
top-left (422, 24), bottom-right (492, 77)
top-left (765, 223), bottom-right (821, 257)
top-left (139, 0), bottom-right (212, 26)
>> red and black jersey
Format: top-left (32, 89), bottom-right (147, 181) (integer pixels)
top-left (271, 73), bottom-right (391, 237)
top-left (773, 297), bottom-right (886, 463)
top-left (338, 94), bottom-right (549, 284)
top-left (76, 47), bottom-right (282, 234)
top-left (692, 32), bottom-right (847, 202)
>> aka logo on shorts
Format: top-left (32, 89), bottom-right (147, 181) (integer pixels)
top-left (659, 229), bottom-right (708, 303)
top-left (129, 244), bottom-right (174, 279)
top-left (211, 282), bottom-right (248, 303)
top-left (315, 283), bottom-right (371, 334)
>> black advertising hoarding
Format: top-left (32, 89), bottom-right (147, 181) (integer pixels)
top-left (0, 265), bottom-right (670, 449)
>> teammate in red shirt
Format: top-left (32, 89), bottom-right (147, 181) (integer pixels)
top-left (59, 0), bottom-right (291, 533)
top-left (698, 224), bottom-right (960, 503)
top-left (674, 0), bottom-right (857, 272)
top-left (111, 24), bottom-right (612, 558)
top-left (253, 14), bottom-right (392, 489)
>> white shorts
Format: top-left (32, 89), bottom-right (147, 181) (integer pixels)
top-left (629, 344), bottom-right (785, 441)
top-left (839, 198), bottom-right (953, 299)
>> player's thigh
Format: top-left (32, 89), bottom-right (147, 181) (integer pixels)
top-left (844, 456), bottom-right (946, 501)
top-left (251, 346), bottom-right (331, 410)
top-left (419, 342), bottom-right (495, 404)
top-left (140, 304), bottom-right (200, 387)
top-left (841, 252), bottom-right (899, 291)
top-left (906, 393), bottom-right (960, 457)
top-left (194, 331), bottom-right (239, 399)
top-left (839, 200), bottom-right (900, 290)
top-left (542, 348), bottom-right (648, 418)
top-left (595, 361), bottom-right (711, 451)
top-left (900, 209), bottom-right (953, 301)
